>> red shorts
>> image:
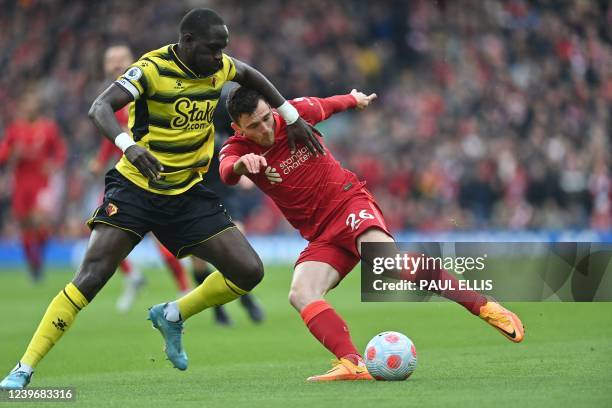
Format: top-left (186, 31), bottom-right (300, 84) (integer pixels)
top-left (295, 189), bottom-right (391, 280)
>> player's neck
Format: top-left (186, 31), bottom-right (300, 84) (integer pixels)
top-left (175, 45), bottom-right (198, 76)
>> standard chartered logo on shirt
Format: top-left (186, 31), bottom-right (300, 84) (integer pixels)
top-left (279, 147), bottom-right (312, 175)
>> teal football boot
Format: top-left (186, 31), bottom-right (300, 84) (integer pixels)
top-left (0, 366), bottom-right (32, 390)
top-left (147, 304), bottom-right (188, 370)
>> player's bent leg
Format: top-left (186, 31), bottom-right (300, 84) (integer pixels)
top-left (289, 261), bottom-right (371, 381)
top-left (288, 261), bottom-right (340, 311)
top-left (178, 227), bottom-right (263, 319)
top-left (191, 257), bottom-right (233, 326)
top-left (189, 227), bottom-right (264, 292)
top-left (1, 225), bottom-right (136, 389)
top-left (221, 220), bottom-right (265, 323)
top-left (148, 228), bottom-right (263, 370)
top-left (356, 227), bottom-right (524, 343)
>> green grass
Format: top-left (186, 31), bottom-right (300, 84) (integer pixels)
top-left (1, 265), bottom-right (611, 408)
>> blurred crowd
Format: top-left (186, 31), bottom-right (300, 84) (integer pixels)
top-left (0, 0), bottom-right (611, 238)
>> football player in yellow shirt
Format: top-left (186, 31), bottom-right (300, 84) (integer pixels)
top-left (0, 8), bottom-right (323, 389)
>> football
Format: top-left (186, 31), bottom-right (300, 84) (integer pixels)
top-left (364, 331), bottom-right (417, 381)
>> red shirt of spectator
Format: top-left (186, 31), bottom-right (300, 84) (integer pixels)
top-left (0, 104), bottom-right (67, 219)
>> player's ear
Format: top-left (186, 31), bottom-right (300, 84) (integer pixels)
top-left (230, 122), bottom-right (242, 135)
top-left (181, 32), bottom-right (194, 46)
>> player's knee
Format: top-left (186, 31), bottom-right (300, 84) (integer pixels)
top-left (74, 253), bottom-right (118, 300)
top-left (234, 256), bottom-right (264, 291)
top-left (288, 285), bottom-right (318, 311)
top-left (288, 288), bottom-right (302, 310)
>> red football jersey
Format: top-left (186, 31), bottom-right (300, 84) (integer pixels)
top-left (0, 117), bottom-right (66, 187)
top-left (219, 94), bottom-right (363, 240)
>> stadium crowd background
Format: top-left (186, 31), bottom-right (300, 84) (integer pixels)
top-left (0, 0), bottom-right (610, 239)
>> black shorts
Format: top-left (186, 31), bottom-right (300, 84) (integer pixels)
top-left (88, 169), bottom-right (235, 258)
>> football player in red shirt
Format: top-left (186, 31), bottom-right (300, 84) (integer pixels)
top-left (0, 90), bottom-right (66, 281)
top-left (90, 44), bottom-right (192, 311)
top-left (220, 87), bottom-right (525, 381)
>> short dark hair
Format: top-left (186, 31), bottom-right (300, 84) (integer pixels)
top-left (180, 8), bottom-right (225, 38)
top-left (226, 86), bottom-right (265, 123)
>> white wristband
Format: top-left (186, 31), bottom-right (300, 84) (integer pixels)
top-left (277, 101), bottom-right (299, 125)
top-left (114, 132), bottom-right (136, 152)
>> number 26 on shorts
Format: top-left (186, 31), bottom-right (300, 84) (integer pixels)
top-left (345, 209), bottom-right (374, 231)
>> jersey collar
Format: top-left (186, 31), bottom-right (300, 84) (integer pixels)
top-left (169, 44), bottom-right (199, 79)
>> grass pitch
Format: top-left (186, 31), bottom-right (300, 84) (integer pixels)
top-left (0, 265), bottom-right (611, 408)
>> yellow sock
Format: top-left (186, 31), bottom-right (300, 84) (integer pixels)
top-left (177, 271), bottom-right (247, 320)
top-left (20, 283), bottom-right (88, 368)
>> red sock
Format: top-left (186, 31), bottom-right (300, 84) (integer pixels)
top-left (300, 300), bottom-right (360, 362)
top-left (401, 254), bottom-right (487, 315)
top-left (158, 244), bottom-right (190, 292)
top-left (119, 260), bottom-right (132, 276)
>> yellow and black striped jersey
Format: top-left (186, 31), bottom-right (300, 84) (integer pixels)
top-left (114, 44), bottom-right (236, 194)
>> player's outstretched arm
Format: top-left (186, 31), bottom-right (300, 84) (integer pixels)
top-left (350, 89), bottom-right (377, 110)
top-left (231, 58), bottom-right (325, 156)
top-left (295, 90), bottom-right (377, 127)
top-left (88, 85), bottom-right (163, 181)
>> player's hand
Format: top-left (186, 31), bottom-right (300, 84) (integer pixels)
top-left (286, 117), bottom-right (325, 156)
top-left (350, 89), bottom-right (377, 110)
top-left (124, 145), bottom-right (164, 181)
top-left (233, 153), bottom-right (267, 175)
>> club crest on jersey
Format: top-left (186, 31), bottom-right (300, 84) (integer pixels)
top-left (105, 203), bottom-right (119, 217)
top-left (124, 66), bottom-right (143, 81)
top-left (264, 166), bottom-right (282, 184)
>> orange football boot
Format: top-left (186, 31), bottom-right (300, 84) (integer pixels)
top-left (307, 358), bottom-right (373, 382)
top-left (479, 301), bottom-right (525, 343)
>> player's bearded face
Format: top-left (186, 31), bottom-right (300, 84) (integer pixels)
top-left (238, 100), bottom-right (275, 146)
